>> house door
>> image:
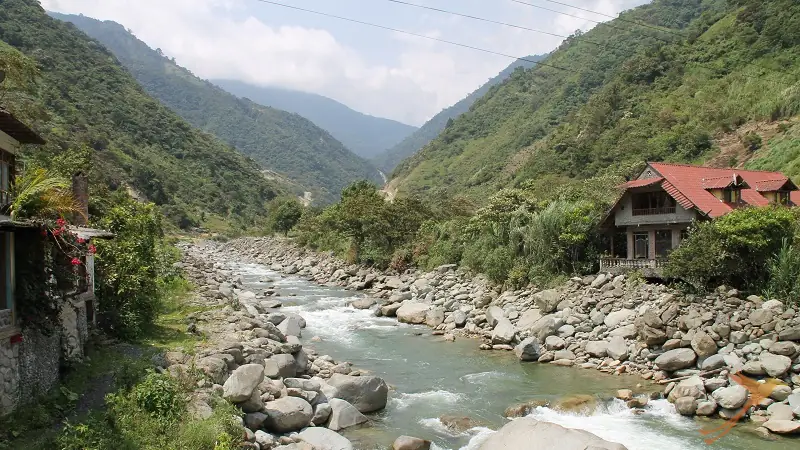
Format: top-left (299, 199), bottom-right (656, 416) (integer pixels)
top-left (634, 232), bottom-right (649, 259)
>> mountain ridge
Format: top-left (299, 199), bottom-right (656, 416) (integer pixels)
top-left (212, 79), bottom-right (417, 159)
top-left (372, 54), bottom-right (546, 173)
top-left (51, 12), bottom-right (380, 202)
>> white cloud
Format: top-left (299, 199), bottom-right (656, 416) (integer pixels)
top-left (40, 0), bottom-right (648, 126)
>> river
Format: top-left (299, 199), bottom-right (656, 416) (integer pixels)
top-left (229, 261), bottom-right (786, 450)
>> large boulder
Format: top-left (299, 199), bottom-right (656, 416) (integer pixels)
top-left (604, 309), bottom-right (634, 328)
top-left (585, 341), bottom-right (608, 358)
top-left (675, 397), bottom-right (697, 416)
top-left (749, 309), bottom-right (774, 327)
top-left (534, 290), bottom-right (560, 314)
top-left (396, 302), bottom-right (430, 324)
top-left (486, 306), bottom-right (505, 328)
top-left (763, 420), bottom-right (800, 435)
top-left (711, 385), bottom-right (748, 410)
top-left (491, 318), bottom-right (516, 344)
top-left (265, 354), bottom-right (298, 379)
top-left (425, 308), bottom-right (445, 328)
top-left (690, 331), bottom-right (717, 359)
top-left (529, 315), bottom-right (565, 341)
top-left (778, 325), bottom-right (800, 341)
top-left (263, 397), bottom-right (314, 433)
top-left (278, 316), bottom-right (303, 337)
top-left (196, 356), bottom-right (227, 384)
top-left (392, 436), bottom-right (431, 450)
top-left (478, 417), bottom-right (627, 450)
top-left (514, 337), bottom-right (541, 361)
top-left (516, 309), bottom-right (543, 331)
top-left (654, 348), bottom-right (697, 371)
top-left (223, 364), bottom-right (264, 403)
top-left (297, 427), bottom-right (353, 450)
top-left (327, 374), bottom-right (388, 413)
top-left (759, 352), bottom-right (792, 377)
top-left (668, 376), bottom-right (705, 402)
top-left (326, 398), bottom-right (368, 431)
top-left (607, 335), bottom-right (628, 361)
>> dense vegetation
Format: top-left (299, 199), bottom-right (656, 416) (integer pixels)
top-left (392, 0), bottom-right (800, 200)
top-left (0, 0), bottom-right (292, 230)
top-left (372, 54), bottom-right (544, 173)
top-left (52, 13), bottom-right (380, 203)
top-left (213, 79), bottom-right (417, 160)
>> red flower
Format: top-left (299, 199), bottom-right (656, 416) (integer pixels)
top-left (88, 244), bottom-right (96, 254)
top-left (52, 228), bottom-right (61, 236)
top-left (77, 238), bottom-right (86, 244)
top-left (40, 229), bottom-right (48, 237)
top-left (70, 257), bottom-right (81, 266)
top-left (56, 218), bottom-right (66, 227)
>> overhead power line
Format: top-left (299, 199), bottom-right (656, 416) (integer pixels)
top-left (384, 0), bottom-right (604, 47)
top-left (509, 0), bottom-right (674, 44)
top-left (536, 0), bottom-right (688, 38)
top-left (248, 0), bottom-right (570, 71)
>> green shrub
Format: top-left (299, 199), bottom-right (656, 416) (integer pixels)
top-left (130, 371), bottom-right (185, 421)
top-left (268, 197), bottom-right (304, 236)
top-left (741, 131), bottom-right (763, 151)
top-left (666, 207), bottom-right (799, 290)
top-left (765, 239), bottom-right (800, 305)
top-left (57, 416), bottom-right (121, 450)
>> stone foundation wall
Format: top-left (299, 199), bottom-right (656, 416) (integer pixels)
top-left (0, 310), bottom-right (12, 329)
top-left (0, 338), bottom-right (20, 415)
top-left (18, 328), bottom-right (61, 401)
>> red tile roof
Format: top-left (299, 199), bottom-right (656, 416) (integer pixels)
top-left (753, 178), bottom-right (792, 192)
top-left (646, 162), bottom-right (797, 218)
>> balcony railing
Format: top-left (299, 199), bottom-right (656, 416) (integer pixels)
top-left (600, 258), bottom-right (666, 271)
top-left (632, 206), bottom-right (676, 216)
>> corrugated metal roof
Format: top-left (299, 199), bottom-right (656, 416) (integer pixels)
top-left (0, 108), bottom-right (45, 145)
top-left (619, 177), bottom-right (663, 189)
top-left (753, 178), bottom-right (791, 192)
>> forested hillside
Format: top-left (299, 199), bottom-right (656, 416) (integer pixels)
top-left (0, 0), bottom-right (299, 229)
top-left (213, 79), bottom-right (417, 159)
top-left (392, 0), bottom-right (800, 200)
top-left (372, 54), bottom-right (545, 173)
top-left (51, 13), bottom-right (381, 202)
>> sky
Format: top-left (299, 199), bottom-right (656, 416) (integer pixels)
top-left (40, 0), bottom-right (650, 126)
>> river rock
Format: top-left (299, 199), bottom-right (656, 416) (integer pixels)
top-left (767, 403), bottom-right (795, 421)
top-left (514, 337), bottom-right (541, 361)
top-left (492, 318), bottom-right (516, 344)
top-left (265, 354), bottom-right (298, 379)
top-left (768, 341), bottom-right (797, 357)
top-left (396, 302), bottom-right (430, 324)
top-left (223, 364), bottom-right (264, 403)
top-left (604, 309), bottom-right (634, 328)
top-left (426, 308), bottom-right (445, 327)
top-left (245, 412), bottom-right (269, 430)
top-left (255, 430), bottom-right (275, 448)
top-left (278, 315), bottom-right (304, 337)
top-left (749, 309), bottom-right (774, 327)
top-left (668, 376), bottom-right (705, 402)
top-left (770, 385), bottom-right (792, 402)
top-left (696, 400), bottom-right (717, 416)
top-left (534, 289), bottom-right (560, 314)
top-left (263, 397), bottom-right (314, 433)
top-left (529, 315), bottom-right (565, 341)
top-left (675, 397), bottom-right (697, 416)
top-left (545, 335), bottom-right (566, 351)
top-left (763, 420), bottom-right (800, 435)
top-left (607, 335), bottom-right (628, 361)
top-left (478, 417), bottom-right (627, 450)
top-left (326, 398), bottom-right (367, 431)
top-left (516, 309), bottom-right (542, 330)
top-left (759, 353), bottom-right (792, 377)
top-left (690, 331), bottom-right (717, 359)
top-left (699, 354), bottom-right (726, 371)
top-left (297, 427), bottom-right (353, 450)
top-left (196, 356), bottom-right (227, 384)
top-left (654, 348), bottom-right (697, 371)
top-left (327, 374), bottom-right (388, 413)
top-left (350, 298), bottom-right (376, 310)
top-left (585, 341), bottom-right (609, 358)
top-left (486, 306), bottom-right (505, 327)
top-left (452, 310), bottom-right (467, 327)
top-left (779, 325), bottom-right (800, 341)
top-left (391, 436), bottom-right (431, 450)
top-left (313, 403), bottom-right (332, 425)
top-left (711, 385), bottom-right (748, 410)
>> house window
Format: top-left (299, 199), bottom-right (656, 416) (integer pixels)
top-left (634, 232), bottom-right (649, 259)
top-left (655, 230), bottom-right (673, 258)
top-left (632, 192), bottom-right (676, 216)
top-left (777, 191), bottom-right (791, 205)
top-left (0, 150), bottom-right (13, 208)
top-left (723, 188), bottom-right (740, 204)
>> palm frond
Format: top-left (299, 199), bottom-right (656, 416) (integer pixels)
top-left (9, 168), bottom-right (81, 221)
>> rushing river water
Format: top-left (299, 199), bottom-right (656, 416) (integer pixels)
top-left (230, 261), bottom-right (786, 450)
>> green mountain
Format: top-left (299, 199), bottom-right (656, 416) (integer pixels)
top-left (213, 79), bottom-right (417, 159)
top-left (391, 0), bottom-right (800, 200)
top-left (0, 0), bottom-right (295, 229)
top-left (372, 54), bottom-right (546, 173)
top-left (50, 12), bottom-right (381, 202)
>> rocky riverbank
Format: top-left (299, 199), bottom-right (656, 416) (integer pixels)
top-left (205, 236), bottom-right (800, 441)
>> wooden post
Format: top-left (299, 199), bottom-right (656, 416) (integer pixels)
top-left (626, 229), bottom-right (634, 260)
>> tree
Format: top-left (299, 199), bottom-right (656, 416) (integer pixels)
top-left (325, 181), bottom-right (387, 262)
top-left (270, 198), bottom-right (303, 236)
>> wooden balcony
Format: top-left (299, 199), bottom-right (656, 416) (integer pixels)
top-left (600, 258), bottom-right (666, 277)
top-left (632, 206), bottom-right (676, 216)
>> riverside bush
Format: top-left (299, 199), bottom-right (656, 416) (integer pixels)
top-left (666, 207), bottom-right (800, 291)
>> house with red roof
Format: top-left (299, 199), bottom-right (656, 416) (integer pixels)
top-left (600, 162), bottom-right (799, 274)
